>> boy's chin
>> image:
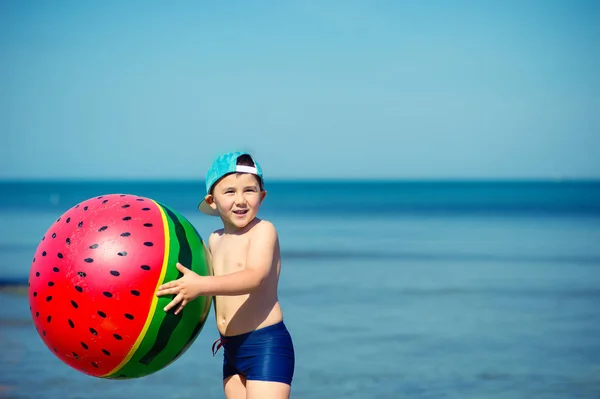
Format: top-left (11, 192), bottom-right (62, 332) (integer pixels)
top-left (227, 215), bottom-right (255, 228)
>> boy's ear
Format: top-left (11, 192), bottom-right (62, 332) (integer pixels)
top-left (205, 194), bottom-right (217, 211)
top-left (259, 190), bottom-right (267, 204)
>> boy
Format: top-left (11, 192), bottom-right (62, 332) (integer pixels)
top-left (156, 151), bottom-right (295, 399)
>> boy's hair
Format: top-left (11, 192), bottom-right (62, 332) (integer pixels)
top-left (209, 154), bottom-right (264, 194)
top-left (235, 154), bottom-right (264, 191)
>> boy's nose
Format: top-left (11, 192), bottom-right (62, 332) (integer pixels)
top-left (234, 193), bottom-right (246, 206)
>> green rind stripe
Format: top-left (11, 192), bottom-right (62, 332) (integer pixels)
top-left (105, 204), bottom-right (212, 379)
top-left (142, 204), bottom-right (212, 369)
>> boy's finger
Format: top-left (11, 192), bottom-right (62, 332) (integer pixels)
top-left (156, 288), bottom-right (173, 297)
top-left (158, 281), bottom-right (176, 290)
top-left (174, 300), bottom-right (187, 315)
top-left (163, 293), bottom-right (183, 313)
top-left (176, 263), bottom-right (189, 274)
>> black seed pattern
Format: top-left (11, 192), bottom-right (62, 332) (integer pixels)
top-left (52, 233), bottom-right (56, 238)
top-left (42, 251), bottom-right (46, 256)
top-left (43, 330), bottom-right (46, 336)
top-left (102, 199), bottom-right (108, 204)
top-left (47, 315), bottom-right (52, 322)
top-left (78, 271), bottom-right (86, 277)
top-left (120, 232), bottom-right (131, 237)
top-left (124, 313), bottom-right (134, 320)
top-left (89, 328), bottom-right (98, 335)
top-left (36, 272), bottom-right (40, 277)
top-left (75, 285), bottom-right (83, 293)
top-left (102, 349), bottom-right (111, 356)
top-left (142, 207), bottom-right (150, 211)
top-left (130, 290), bottom-right (140, 296)
top-left (46, 296), bottom-right (52, 302)
top-left (136, 198), bottom-right (144, 201)
top-left (91, 362), bottom-right (98, 368)
top-left (120, 194), bottom-right (126, 197)
top-left (33, 257), bottom-right (35, 263)
top-left (103, 292), bottom-right (113, 298)
top-left (53, 347), bottom-right (57, 353)
top-left (66, 238), bottom-right (71, 245)
top-left (122, 216), bottom-right (132, 221)
top-left (73, 352), bottom-right (79, 359)
top-left (89, 244), bottom-right (99, 249)
top-left (42, 236), bottom-right (45, 241)
top-left (57, 253), bottom-right (63, 259)
top-left (68, 319), bottom-right (75, 328)
top-left (97, 311), bottom-right (107, 318)
top-left (143, 242), bottom-right (153, 247)
top-left (84, 206), bottom-right (88, 211)
top-left (36, 312), bottom-right (39, 317)
top-left (84, 258), bottom-right (94, 263)
top-left (143, 223), bottom-right (153, 227)
top-left (141, 265), bottom-right (151, 271)
top-left (99, 226), bottom-right (108, 232)
top-left (48, 281), bottom-right (54, 287)
top-left (66, 217), bottom-right (71, 223)
top-left (81, 342), bottom-right (89, 350)
top-left (110, 270), bottom-right (120, 277)
top-left (113, 334), bottom-right (122, 340)
top-left (122, 204), bottom-right (130, 208)
top-left (33, 292), bottom-right (37, 297)
top-left (117, 251), bottom-right (127, 256)
top-left (78, 221), bottom-right (83, 228)
top-left (53, 267), bottom-right (59, 272)
top-left (71, 300), bottom-right (78, 309)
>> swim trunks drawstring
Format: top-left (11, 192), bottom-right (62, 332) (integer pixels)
top-left (212, 337), bottom-right (226, 356)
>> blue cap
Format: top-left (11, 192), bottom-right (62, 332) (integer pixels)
top-left (198, 151), bottom-right (264, 216)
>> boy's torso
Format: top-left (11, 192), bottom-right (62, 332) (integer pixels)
top-left (210, 220), bottom-right (283, 336)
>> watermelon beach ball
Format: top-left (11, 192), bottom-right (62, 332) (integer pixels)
top-left (28, 194), bottom-right (212, 379)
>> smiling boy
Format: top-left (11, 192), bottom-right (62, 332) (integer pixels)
top-left (156, 151), bottom-right (295, 399)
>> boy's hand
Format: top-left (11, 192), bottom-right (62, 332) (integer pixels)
top-left (156, 262), bottom-right (204, 315)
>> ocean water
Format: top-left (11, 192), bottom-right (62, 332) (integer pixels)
top-left (1, 180), bottom-right (599, 399)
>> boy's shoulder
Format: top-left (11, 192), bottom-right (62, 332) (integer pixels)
top-left (251, 218), bottom-right (277, 233)
top-left (247, 220), bottom-right (278, 250)
top-left (207, 228), bottom-right (224, 250)
top-left (249, 219), bottom-right (278, 241)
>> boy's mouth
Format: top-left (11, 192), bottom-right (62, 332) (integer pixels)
top-left (233, 210), bottom-right (248, 215)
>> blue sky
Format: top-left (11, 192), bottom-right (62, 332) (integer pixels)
top-left (1, 0), bottom-right (598, 180)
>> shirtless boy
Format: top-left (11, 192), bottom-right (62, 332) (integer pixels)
top-left (155, 151), bottom-right (295, 399)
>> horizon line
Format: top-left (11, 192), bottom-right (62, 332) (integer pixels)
top-left (1, 177), bottom-right (600, 184)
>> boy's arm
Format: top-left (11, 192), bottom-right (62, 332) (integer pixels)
top-left (202, 222), bottom-right (277, 296)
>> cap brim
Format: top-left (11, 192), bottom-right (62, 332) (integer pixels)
top-left (198, 199), bottom-right (220, 216)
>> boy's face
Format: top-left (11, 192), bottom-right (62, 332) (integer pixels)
top-left (205, 173), bottom-right (266, 229)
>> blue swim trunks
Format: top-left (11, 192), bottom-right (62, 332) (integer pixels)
top-left (212, 321), bottom-right (295, 385)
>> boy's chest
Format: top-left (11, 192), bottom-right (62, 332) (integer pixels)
top-left (212, 236), bottom-right (250, 276)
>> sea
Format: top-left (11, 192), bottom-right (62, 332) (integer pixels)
top-left (0, 180), bottom-right (599, 399)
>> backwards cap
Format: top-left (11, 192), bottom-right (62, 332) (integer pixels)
top-left (197, 151), bottom-right (263, 216)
